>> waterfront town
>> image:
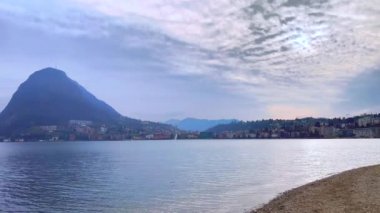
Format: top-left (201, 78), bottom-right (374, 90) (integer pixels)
top-left (206, 114), bottom-right (380, 139)
top-left (1, 114), bottom-right (380, 142)
top-left (0, 119), bottom-right (176, 142)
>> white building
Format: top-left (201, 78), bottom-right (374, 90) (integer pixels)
top-left (39, 125), bottom-right (58, 132)
top-left (353, 127), bottom-right (380, 138)
top-left (357, 116), bottom-right (374, 127)
top-left (100, 126), bottom-right (108, 134)
top-left (69, 120), bottom-right (93, 126)
top-left (145, 134), bottom-right (154, 140)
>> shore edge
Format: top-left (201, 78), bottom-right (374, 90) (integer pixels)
top-left (251, 164), bottom-right (380, 213)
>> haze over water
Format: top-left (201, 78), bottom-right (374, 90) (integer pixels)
top-left (1, 139), bottom-right (379, 212)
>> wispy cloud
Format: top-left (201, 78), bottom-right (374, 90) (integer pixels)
top-left (70, 0), bottom-right (380, 97)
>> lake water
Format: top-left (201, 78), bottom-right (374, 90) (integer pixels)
top-left (0, 139), bottom-right (379, 212)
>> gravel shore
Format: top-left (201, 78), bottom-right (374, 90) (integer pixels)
top-left (252, 165), bottom-right (380, 213)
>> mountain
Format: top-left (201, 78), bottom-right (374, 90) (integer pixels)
top-left (0, 68), bottom-right (173, 137)
top-left (165, 118), bottom-right (237, 132)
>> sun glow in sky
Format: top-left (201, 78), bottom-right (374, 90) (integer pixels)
top-left (294, 34), bottom-right (311, 49)
top-left (0, 0), bottom-right (380, 121)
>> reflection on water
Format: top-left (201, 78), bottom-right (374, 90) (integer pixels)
top-left (0, 139), bottom-right (379, 212)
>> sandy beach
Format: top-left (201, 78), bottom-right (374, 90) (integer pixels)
top-left (252, 165), bottom-right (380, 213)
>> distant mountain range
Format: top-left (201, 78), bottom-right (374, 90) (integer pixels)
top-left (0, 68), bottom-right (174, 137)
top-left (165, 118), bottom-right (237, 132)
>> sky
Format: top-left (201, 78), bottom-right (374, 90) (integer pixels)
top-left (1, 0), bottom-right (380, 122)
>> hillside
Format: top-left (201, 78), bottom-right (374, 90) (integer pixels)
top-left (207, 115), bottom-right (380, 138)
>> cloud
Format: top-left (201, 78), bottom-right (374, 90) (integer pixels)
top-left (1, 0), bottom-right (380, 119)
top-left (70, 0), bottom-right (380, 99)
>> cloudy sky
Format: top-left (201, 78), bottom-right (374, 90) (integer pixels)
top-left (1, 0), bottom-right (380, 122)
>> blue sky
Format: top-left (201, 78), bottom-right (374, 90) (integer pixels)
top-left (1, 0), bottom-right (380, 121)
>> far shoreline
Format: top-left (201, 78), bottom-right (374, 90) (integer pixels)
top-left (1, 137), bottom-right (380, 143)
top-left (252, 164), bottom-right (380, 213)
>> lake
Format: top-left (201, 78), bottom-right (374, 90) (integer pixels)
top-left (0, 139), bottom-right (379, 212)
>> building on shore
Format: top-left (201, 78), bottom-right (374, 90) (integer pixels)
top-left (69, 120), bottom-right (93, 126)
top-left (353, 127), bottom-right (380, 138)
top-left (39, 125), bottom-right (58, 133)
top-left (357, 115), bottom-right (380, 127)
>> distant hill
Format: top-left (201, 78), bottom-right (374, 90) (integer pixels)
top-left (0, 67), bottom-right (174, 136)
top-left (165, 118), bottom-right (237, 132)
top-left (207, 115), bottom-right (380, 134)
top-left (208, 117), bottom-right (328, 133)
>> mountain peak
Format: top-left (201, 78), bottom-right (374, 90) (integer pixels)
top-left (28, 67), bottom-right (68, 80)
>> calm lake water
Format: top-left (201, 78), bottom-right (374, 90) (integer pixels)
top-left (0, 139), bottom-right (379, 212)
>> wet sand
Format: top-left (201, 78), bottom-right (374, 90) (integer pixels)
top-left (252, 165), bottom-right (380, 213)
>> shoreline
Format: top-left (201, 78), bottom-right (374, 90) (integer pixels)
top-left (252, 164), bottom-right (380, 213)
top-left (1, 138), bottom-right (380, 143)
